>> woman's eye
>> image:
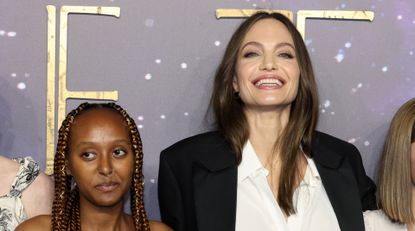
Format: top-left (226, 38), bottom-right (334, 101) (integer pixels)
top-left (278, 52), bottom-right (294, 59)
top-left (243, 51), bottom-right (259, 58)
top-left (81, 152), bottom-right (96, 160)
top-left (113, 148), bottom-right (127, 157)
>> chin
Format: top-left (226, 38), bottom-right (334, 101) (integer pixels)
top-left (96, 199), bottom-right (123, 208)
top-left (93, 195), bottom-right (124, 208)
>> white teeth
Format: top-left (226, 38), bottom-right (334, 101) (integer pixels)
top-left (255, 78), bottom-right (283, 87)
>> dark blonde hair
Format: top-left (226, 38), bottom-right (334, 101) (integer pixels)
top-left (378, 98), bottom-right (415, 224)
top-left (51, 102), bottom-right (150, 231)
top-left (210, 12), bottom-right (319, 215)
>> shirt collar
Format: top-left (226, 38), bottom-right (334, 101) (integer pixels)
top-left (238, 140), bottom-right (267, 184)
top-left (238, 141), bottom-right (321, 186)
top-left (301, 155), bottom-right (321, 187)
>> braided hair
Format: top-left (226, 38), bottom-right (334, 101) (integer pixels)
top-left (51, 102), bottom-right (150, 231)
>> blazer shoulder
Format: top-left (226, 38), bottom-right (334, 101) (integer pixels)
top-left (314, 131), bottom-right (358, 153)
top-left (161, 131), bottom-right (224, 156)
top-left (160, 131), bottom-right (236, 171)
top-left (313, 131), bottom-right (362, 168)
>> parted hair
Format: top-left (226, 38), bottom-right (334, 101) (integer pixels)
top-left (51, 102), bottom-right (150, 231)
top-left (210, 12), bottom-right (319, 215)
top-left (378, 98), bottom-right (415, 224)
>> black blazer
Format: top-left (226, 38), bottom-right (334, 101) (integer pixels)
top-left (158, 131), bottom-right (376, 231)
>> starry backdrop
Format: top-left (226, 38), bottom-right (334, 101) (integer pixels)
top-left (1, 0), bottom-right (414, 218)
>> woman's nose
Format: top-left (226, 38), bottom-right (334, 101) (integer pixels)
top-left (98, 155), bottom-right (113, 176)
top-left (259, 54), bottom-right (277, 71)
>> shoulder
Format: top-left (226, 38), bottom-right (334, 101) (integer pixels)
top-left (313, 131), bottom-right (360, 157)
top-left (161, 131), bottom-right (226, 158)
top-left (149, 220), bottom-right (174, 231)
top-left (0, 155), bottom-right (20, 167)
top-left (163, 131), bottom-right (223, 152)
top-left (312, 131), bottom-right (363, 168)
top-left (314, 131), bottom-right (357, 151)
top-left (25, 171), bottom-right (54, 193)
top-left (21, 169), bottom-right (54, 217)
top-left (364, 210), bottom-right (407, 231)
top-left (160, 131), bottom-right (236, 171)
top-left (15, 215), bottom-right (51, 231)
top-left (0, 155), bottom-right (20, 175)
top-left (0, 155), bottom-right (19, 189)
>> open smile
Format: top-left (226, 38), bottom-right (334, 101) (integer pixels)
top-left (252, 75), bottom-right (285, 89)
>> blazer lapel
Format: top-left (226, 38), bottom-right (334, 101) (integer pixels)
top-left (192, 138), bottom-right (237, 231)
top-left (313, 138), bottom-right (365, 231)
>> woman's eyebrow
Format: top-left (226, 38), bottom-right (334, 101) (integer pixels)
top-left (240, 41), bottom-right (295, 51)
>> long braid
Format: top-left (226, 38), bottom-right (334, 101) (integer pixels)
top-left (51, 102), bottom-right (150, 231)
top-left (107, 103), bottom-right (150, 231)
top-left (52, 103), bottom-right (88, 231)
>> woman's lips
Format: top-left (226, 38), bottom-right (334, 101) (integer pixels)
top-left (252, 76), bottom-right (285, 89)
top-left (95, 182), bottom-right (119, 192)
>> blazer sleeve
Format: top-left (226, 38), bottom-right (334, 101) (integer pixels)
top-left (158, 150), bottom-right (185, 231)
top-left (347, 145), bottom-right (377, 211)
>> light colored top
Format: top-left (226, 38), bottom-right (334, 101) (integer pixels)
top-left (235, 141), bottom-right (340, 231)
top-left (364, 210), bottom-right (407, 231)
top-left (0, 157), bottom-right (40, 231)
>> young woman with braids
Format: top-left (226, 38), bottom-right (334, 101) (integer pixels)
top-left (16, 102), bottom-right (171, 231)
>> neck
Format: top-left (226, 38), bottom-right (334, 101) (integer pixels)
top-left (244, 105), bottom-right (290, 166)
top-left (79, 198), bottom-right (132, 231)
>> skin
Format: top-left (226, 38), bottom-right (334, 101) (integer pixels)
top-left (233, 18), bottom-right (307, 218)
top-left (67, 108), bottom-right (135, 211)
top-left (16, 108), bottom-right (172, 231)
top-left (234, 18), bottom-right (300, 113)
top-left (16, 215), bottom-right (171, 231)
top-left (21, 171), bottom-right (54, 217)
top-left (0, 155), bottom-right (54, 218)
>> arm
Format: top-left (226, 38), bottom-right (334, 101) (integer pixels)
top-left (158, 151), bottom-right (185, 231)
top-left (21, 171), bottom-right (54, 217)
top-left (15, 215), bottom-right (52, 231)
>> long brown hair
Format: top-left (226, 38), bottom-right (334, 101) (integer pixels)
top-left (210, 12), bottom-right (319, 215)
top-left (51, 102), bottom-right (150, 231)
top-left (378, 98), bottom-right (415, 224)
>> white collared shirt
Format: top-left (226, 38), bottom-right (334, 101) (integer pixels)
top-left (235, 141), bottom-right (340, 231)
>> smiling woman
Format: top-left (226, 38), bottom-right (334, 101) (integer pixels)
top-left (158, 12), bottom-right (376, 231)
top-left (16, 103), bottom-right (171, 231)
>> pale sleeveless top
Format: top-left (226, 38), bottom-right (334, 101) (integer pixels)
top-left (364, 210), bottom-right (407, 231)
top-left (0, 157), bottom-right (40, 231)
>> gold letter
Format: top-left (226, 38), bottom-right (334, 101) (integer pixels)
top-left (296, 10), bottom-right (374, 39)
top-left (216, 9), bottom-right (293, 21)
top-left (45, 6), bottom-right (121, 174)
top-left (58, 6), bottom-right (120, 129)
top-left (46, 5), bottom-right (56, 174)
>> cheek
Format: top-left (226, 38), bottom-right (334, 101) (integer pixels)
top-left (288, 68), bottom-right (300, 95)
top-left (71, 165), bottom-right (93, 186)
top-left (116, 158), bottom-right (135, 179)
top-left (67, 157), bottom-right (94, 185)
top-left (234, 68), bottom-right (255, 99)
